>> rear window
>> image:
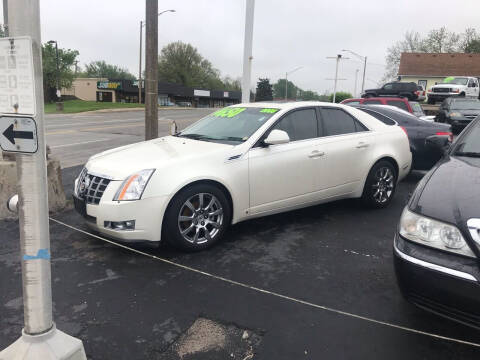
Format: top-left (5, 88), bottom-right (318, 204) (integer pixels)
top-left (364, 100), bottom-right (383, 105)
top-left (386, 100), bottom-right (409, 112)
top-left (358, 108), bottom-right (396, 126)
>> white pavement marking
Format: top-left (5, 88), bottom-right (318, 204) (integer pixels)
top-left (50, 139), bottom-right (111, 149)
top-left (49, 217), bottom-right (480, 349)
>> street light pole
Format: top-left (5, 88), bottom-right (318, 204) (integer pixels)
top-left (145, 0), bottom-right (158, 140)
top-left (342, 49), bottom-right (367, 94)
top-left (284, 66), bottom-right (303, 101)
top-left (138, 9), bottom-right (175, 105)
top-left (241, 0), bottom-right (255, 103)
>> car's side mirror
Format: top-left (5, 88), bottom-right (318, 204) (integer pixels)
top-left (263, 129), bottom-right (290, 146)
top-left (426, 135), bottom-right (450, 154)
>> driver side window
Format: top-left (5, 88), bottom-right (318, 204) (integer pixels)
top-left (272, 108), bottom-right (318, 142)
top-left (383, 83), bottom-right (393, 90)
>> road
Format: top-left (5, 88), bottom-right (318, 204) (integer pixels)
top-left (45, 108), bottom-right (213, 168)
top-left (2, 169), bottom-right (480, 359)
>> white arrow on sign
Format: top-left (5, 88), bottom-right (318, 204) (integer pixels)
top-left (0, 116), bottom-right (38, 153)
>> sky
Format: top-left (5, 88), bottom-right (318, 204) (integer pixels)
top-left (3, 0), bottom-right (480, 95)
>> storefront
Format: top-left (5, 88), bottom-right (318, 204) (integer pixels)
top-left (91, 79), bottom-right (241, 107)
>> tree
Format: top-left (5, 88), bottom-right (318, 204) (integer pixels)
top-left (158, 41), bottom-right (224, 89)
top-left (255, 78), bottom-right (273, 101)
top-left (383, 27), bottom-right (480, 82)
top-left (329, 92), bottom-right (352, 103)
top-left (81, 60), bottom-right (135, 80)
top-left (297, 89), bottom-right (322, 101)
top-left (222, 76), bottom-right (241, 91)
top-left (42, 43), bottom-right (79, 102)
top-left (273, 79), bottom-right (298, 99)
top-left (465, 39), bottom-right (480, 53)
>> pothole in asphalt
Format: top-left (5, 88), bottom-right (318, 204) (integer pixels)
top-left (159, 317), bottom-right (262, 359)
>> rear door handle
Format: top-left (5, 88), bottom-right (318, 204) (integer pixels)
top-left (309, 150), bottom-right (325, 158)
top-left (356, 142), bottom-right (370, 149)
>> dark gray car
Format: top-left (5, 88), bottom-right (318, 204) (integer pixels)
top-left (354, 105), bottom-right (452, 171)
top-left (436, 98), bottom-right (480, 134)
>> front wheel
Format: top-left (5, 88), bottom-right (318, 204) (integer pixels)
top-left (164, 184), bottom-right (231, 252)
top-left (361, 161), bottom-right (397, 209)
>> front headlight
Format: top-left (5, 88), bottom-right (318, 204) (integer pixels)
top-left (399, 208), bottom-right (475, 258)
top-left (449, 112), bottom-right (463, 118)
top-left (113, 169), bottom-right (155, 201)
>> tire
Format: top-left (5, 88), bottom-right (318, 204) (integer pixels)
top-left (361, 160), bottom-right (398, 209)
top-left (427, 98), bottom-right (435, 105)
top-left (163, 183), bottom-right (231, 252)
top-left (459, 92), bottom-right (465, 98)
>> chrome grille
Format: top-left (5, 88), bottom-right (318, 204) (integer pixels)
top-left (433, 88), bottom-right (451, 93)
top-left (76, 168), bottom-right (110, 205)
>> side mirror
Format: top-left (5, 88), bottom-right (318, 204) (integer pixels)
top-left (264, 129), bottom-right (290, 146)
top-left (426, 135), bottom-right (450, 154)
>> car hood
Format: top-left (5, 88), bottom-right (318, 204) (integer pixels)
top-left (85, 136), bottom-right (233, 180)
top-left (410, 156), bottom-right (480, 226)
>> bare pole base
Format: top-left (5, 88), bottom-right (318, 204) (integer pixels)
top-left (0, 324), bottom-right (86, 360)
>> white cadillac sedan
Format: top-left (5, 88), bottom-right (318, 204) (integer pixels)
top-left (74, 102), bottom-right (411, 251)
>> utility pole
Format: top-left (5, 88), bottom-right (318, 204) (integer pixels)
top-left (241, 0), bottom-right (255, 103)
top-left (0, 0), bottom-right (86, 358)
top-left (144, 0), bottom-right (158, 140)
top-left (354, 69), bottom-right (359, 97)
top-left (138, 20), bottom-right (143, 104)
top-left (326, 54), bottom-right (348, 103)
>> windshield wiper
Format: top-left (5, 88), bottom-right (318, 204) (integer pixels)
top-left (177, 133), bottom-right (206, 139)
top-left (455, 151), bottom-right (480, 158)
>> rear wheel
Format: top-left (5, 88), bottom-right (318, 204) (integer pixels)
top-left (164, 184), bottom-right (231, 252)
top-left (427, 98), bottom-right (435, 104)
top-left (361, 161), bottom-right (397, 209)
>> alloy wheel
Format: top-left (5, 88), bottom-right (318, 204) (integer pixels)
top-left (372, 167), bottom-right (395, 204)
top-left (177, 193), bottom-right (224, 244)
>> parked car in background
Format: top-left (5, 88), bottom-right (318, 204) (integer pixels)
top-left (352, 104), bottom-right (452, 171)
top-left (73, 102), bottom-right (411, 251)
top-left (416, 85), bottom-right (426, 102)
top-left (436, 98), bottom-right (480, 134)
top-left (394, 117), bottom-right (480, 328)
top-left (428, 76), bottom-right (480, 104)
top-left (362, 82), bottom-right (419, 100)
top-left (177, 101), bottom-right (192, 107)
top-left (342, 97), bottom-right (428, 119)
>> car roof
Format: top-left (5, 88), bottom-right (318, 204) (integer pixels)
top-left (342, 97), bottom-right (409, 102)
top-left (230, 101), bottom-right (345, 111)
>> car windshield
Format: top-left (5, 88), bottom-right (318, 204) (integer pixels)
top-left (443, 77), bottom-right (468, 85)
top-left (177, 107), bottom-right (279, 144)
top-left (454, 121), bottom-right (480, 157)
top-left (451, 100), bottom-right (480, 110)
top-left (409, 102), bottom-right (425, 116)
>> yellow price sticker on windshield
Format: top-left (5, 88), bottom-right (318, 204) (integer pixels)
top-left (260, 108), bottom-right (279, 114)
top-left (213, 108), bottom-right (246, 118)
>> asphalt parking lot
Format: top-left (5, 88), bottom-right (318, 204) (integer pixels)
top-left (2, 165), bottom-right (480, 359)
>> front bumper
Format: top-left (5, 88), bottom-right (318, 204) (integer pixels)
top-left (73, 178), bottom-right (169, 243)
top-left (394, 234), bottom-right (480, 328)
top-left (428, 93), bottom-right (461, 101)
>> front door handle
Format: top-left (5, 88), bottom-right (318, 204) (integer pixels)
top-left (309, 150), bottom-right (325, 158)
top-left (356, 142), bottom-right (370, 149)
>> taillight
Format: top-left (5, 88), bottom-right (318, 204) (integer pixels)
top-left (436, 131), bottom-right (453, 142)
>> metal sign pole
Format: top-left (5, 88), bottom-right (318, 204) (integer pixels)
top-left (0, 0), bottom-right (86, 358)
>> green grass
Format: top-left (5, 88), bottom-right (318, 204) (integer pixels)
top-left (44, 100), bottom-right (144, 114)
